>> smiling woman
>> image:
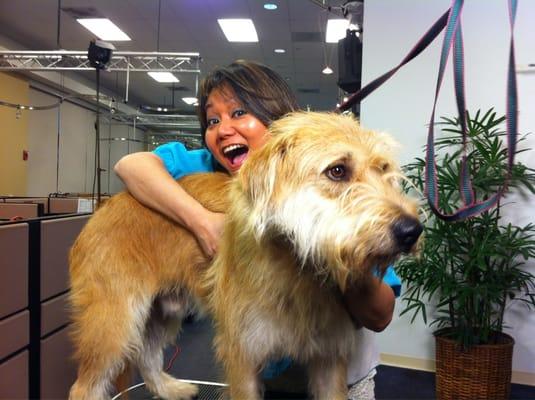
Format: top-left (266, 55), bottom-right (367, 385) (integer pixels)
top-left (203, 87), bottom-right (269, 173)
top-left (114, 60), bottom-right (299, 257)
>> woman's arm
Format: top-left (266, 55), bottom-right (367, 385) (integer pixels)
top-left (114, 152), bottom-right (224, 257)
top-left (343, 276), bottom-right (396, 332)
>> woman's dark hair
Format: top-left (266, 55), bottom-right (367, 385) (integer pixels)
top-left (197, 60), bottom-right (300, 140)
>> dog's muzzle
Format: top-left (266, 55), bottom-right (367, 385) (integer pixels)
top-left (391, 216), bottom-right (423, 253)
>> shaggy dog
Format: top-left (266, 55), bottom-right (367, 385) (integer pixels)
top-left (68, 112), bottom-right (422, 400)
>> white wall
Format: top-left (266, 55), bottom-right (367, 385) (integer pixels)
top-left (27, 89), bottom-right (146, 196)
top-left (361, 0), bottom-right (535, 381)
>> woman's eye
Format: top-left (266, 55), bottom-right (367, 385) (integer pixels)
top-left (207, 117), bottom-right (219, 126)
top-left (233, 109), bottom-right (247, 118)
top-left (326, 164), bottom-right (347, 181)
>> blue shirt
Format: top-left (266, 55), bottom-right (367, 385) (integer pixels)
top-left (153, 141), bottom-right (402, 378)
top-left (153, 142), bottom-right (215, 179)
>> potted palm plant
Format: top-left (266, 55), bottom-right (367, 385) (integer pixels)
top-left (396, 109), bottom-right (535, 400)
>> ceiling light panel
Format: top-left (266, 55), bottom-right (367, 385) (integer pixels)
top-left (148, 72), bottom-right (179, 83)
top-left (326, 19), bottom-right (350, 43)
top-left (77, 18), bottom-right (131, 41)
top-left (218, 19), bottom-right (258, 42)
top-left (182, 97), bottom-right (198, 105)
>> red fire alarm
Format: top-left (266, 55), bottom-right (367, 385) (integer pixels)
top-left (23, 150), bottom-right (29, 161)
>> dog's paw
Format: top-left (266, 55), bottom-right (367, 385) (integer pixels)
top-left (159, 377), bottom-right (198, 400)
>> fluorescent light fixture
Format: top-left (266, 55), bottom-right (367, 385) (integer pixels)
top-left (322, 66), bottom-right (333, 74)
top-left (182, 97), bottom-right (198, 105)
top-left (147, 72), bottom-right (179, 83)
top-left (274, 48), bottom-right (286, 54)
top-left (218, 19), bottom-right (258, 42)
top-left (77, 18), bottom-right (131, 41)
top-left (326, 19), bottom-right (350, 43)
top-left (264, 3), bottom-right (278, 10)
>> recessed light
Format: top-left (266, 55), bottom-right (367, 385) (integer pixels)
top-left (274, 48), bottom-right (286, 54)
top-left (182, 97), bottom-right (198, 105)
top-left (77, 18), bottom-right (131, 41)
top-left (264, 3), bottom-right (278, 10)
top-left (322, 66), bottom-right (333, 75)
top-left (218, 19), bottom-right (258, 42)
top-left (147, 72), bottom-right (179, 83)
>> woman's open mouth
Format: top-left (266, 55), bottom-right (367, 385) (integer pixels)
top-left (222, 144), bottom-right (249, 168)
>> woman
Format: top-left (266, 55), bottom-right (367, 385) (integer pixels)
top-left (115, 60), bottom-right (399, 399)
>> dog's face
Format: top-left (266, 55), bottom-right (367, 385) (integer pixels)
top-left (237, 112), bottom-right (422, 290)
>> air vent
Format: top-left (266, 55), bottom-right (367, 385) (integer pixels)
top-left (291, 32), bottom-right (322, 42)
top-left (297, 88), bottom-right (320, 94)
top-left (61, 7), bottom-right (102, 19)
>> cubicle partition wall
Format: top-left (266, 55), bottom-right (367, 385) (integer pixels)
top-left (0, 203), bottom-right (43, 220)
top-left (0, 213), bottom-right (91, 399)
top-left (0, 223), bottom-right (30, 399)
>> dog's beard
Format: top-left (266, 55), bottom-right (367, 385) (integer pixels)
top-left (251, 184), bottom-right (408, 291)
top-left (251, 186), bottom-right (364, 289)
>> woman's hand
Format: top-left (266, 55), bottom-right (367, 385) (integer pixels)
top-left (115, 152), bottom-right (226, 258)
top-left (343, 275), bottom-right (396, 332)
top-left (191, 210), bottom-right (226, 258)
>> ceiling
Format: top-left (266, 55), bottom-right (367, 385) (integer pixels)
top-left (0, 0), bottom-right (355, 115)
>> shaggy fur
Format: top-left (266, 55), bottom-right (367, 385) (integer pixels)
top-left (68, 111), bottom-right (421, 400)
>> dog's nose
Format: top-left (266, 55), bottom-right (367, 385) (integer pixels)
top-left (391, 216), bottom-right (423, 253)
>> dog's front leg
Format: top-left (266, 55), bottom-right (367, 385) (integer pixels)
top-left (221, 349), bottom-right (262, 400)
top-left (307, 357), bottom-right (348, 400)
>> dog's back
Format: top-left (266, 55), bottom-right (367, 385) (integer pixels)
top-left (70, 172), bottom-right (229, 296)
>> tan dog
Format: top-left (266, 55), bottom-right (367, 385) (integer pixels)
top-left (68, 112), bottom-right (422, 400)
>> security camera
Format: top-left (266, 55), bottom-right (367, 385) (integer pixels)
top-left (87, 40), bottom-right (116, 70)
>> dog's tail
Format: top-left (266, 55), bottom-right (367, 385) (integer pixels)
top-left (114, 361), bottom-right (132, 399)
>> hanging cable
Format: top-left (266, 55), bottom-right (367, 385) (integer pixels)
top-left (157, 0), bottom-right (162, 52)
top-left (0, 99), bottom-right (62, 111)
top-left (55, 93), bottom-right (61, 193)
top-left (56, 0), bottom-right (62, 49)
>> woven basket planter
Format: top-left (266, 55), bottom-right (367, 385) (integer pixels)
top-left (435, 331), bottom-right (515, 400)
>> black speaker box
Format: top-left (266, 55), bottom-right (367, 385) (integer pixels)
top-left (337, 30), bottom-right (362, 93)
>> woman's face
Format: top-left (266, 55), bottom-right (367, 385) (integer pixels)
top-left (204, 87), bottom-right (268, 174)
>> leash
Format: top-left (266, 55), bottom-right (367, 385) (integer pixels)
top-left (425, 0), bottom-right (518, 220)
top-left (337, 0), bottom-right (519, 221)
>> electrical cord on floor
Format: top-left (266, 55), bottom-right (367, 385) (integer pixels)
top-left (165, 344), bottom-right (181, 371)
top-left (110, 345), bottom-right (181, 400)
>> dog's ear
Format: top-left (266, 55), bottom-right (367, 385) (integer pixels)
top-left (237, 139), bottom-right (289, 238)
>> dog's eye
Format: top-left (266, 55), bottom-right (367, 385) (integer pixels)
top-left (326, 164), bottom-right (347, 181)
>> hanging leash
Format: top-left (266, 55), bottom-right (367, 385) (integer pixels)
top-left (337, 0), bottom-right (519, 221)
top-left (425, 0), bottom-right (518, 220)
top-left (337, 8), bottom-right (450, 111)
